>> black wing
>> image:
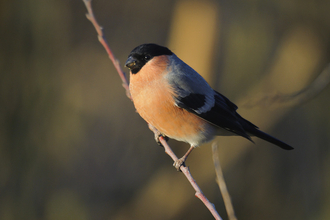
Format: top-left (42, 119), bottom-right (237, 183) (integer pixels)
top-left (175, 90), bottom-right (253, 141)
top-left (176, 90), bottom-right (293, 150)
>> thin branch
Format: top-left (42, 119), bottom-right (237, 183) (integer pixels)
top-left (82, 1), bottom-right (222, 219)
top-left (243, 63), bottom-right (330, 108)
top-left (212, 142), bottom-right (237, 220)
top-left (83, 0), bottom-right (131, 99)
top-left (281, 63), bottom-right (330, 105)
top-left (149, 124), bottom-right (222, 220)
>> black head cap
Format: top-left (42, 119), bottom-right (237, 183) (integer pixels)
top-left (125, 44), bottom-right (173, 74)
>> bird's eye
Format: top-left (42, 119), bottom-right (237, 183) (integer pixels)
top-left (144, 55), bottom-right (151, 61)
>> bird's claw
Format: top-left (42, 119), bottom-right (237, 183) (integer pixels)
top-left (154, 132), bottom-right (168, 147)
top-left (173, 158), bottom-right (186, 171)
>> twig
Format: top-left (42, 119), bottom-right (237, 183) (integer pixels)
top-left (83, 0), bottom-right (131, 99)
top-left (212, 142), bottom-right (237, 220)
top-left (282, 63), bottom-right (330, 105)
top-left (82, 1), bottom-right (222, 219)
top-left (149, 125), bottom-right (222, 220)
top-left (243, 63), bottom-right (330, 108)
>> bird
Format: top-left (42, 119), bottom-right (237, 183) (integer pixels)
top-left (125, 43), bottom-right (293, 170)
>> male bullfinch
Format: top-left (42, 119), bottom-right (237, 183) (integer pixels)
top-left (125, 43), bottom-right (293, 170)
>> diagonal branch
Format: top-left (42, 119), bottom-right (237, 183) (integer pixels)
top-left (82, 0), bottom-right (222, 219)
top-left (148, 124), bottom-right (222, 220)
top-left (83, 0), bottom-right (131, 100)
top-left (242, 63), bottom-right (330, 109)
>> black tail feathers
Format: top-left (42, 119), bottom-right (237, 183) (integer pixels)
top-left (248, 128), bottom-right (293, 150)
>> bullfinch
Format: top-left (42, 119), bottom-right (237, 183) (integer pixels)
top-left (125, 43), bottom-right (293, 170)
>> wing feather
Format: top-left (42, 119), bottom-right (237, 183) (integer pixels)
top-left (176, 91), bottom-right (252, 140)
top-left (166, 54), bottom-right (252, 140)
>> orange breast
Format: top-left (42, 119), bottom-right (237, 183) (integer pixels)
top-left (129, 55), bottom-right (210, 145)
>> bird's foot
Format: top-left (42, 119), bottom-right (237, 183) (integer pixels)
top-left (173, 146), bottom-right (195, 171)
top-left (154, 131), bottom-right (168, 147)
top-left (148, 124), bottom-right (169, 147)
top-left (173, 157), bottom-right (186, 171)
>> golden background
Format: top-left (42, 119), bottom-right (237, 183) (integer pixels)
top-left (1, 0), bottom-right (330, 219)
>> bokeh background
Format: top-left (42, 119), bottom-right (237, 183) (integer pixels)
top-left (1, 0), bottom-right (330, 219)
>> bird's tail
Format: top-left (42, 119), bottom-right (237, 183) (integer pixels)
top-left (238, 115), bottom-right (293, 150)
top-left (248, 128), bottom-right (293, 150)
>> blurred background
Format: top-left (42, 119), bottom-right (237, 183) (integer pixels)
top-left (1, 0), bottom-right (330, 219)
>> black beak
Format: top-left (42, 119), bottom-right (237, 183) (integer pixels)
top-left (125, 56), bottom-right (137, 70)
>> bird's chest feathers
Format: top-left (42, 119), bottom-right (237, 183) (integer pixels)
top-left (128, 56), bottom-right (215, 145)
top-left (129, 56), bottom-right (175, 118)
top-left (130, 73), bottom-right (175, 121)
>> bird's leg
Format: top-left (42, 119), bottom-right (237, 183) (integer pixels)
top-left (148, 124), bottom-right (169, 147)
top-left (154, 131), bottom-right (169, 147)
top-left (173, 145), bottom-right (195, 171)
